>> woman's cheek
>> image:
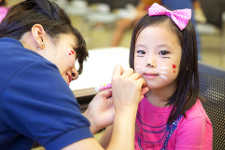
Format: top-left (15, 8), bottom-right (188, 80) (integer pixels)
top-left (67, 50), bottom-right (75, 67)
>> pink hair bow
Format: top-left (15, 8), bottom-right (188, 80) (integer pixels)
top-left (148, 3), bottom-right (192, 30)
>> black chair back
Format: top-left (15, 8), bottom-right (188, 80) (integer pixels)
top-left (198, 61), bottom-right (225, 150)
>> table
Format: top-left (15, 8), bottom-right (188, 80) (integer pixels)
top-left (69, 47), bottom-right (130, 98)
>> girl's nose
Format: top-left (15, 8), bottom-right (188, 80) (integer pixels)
top-left (146, 56), bottom-right (156, 68)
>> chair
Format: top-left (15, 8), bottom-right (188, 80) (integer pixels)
top-left (81, 3), bottom-right (119, 47)
top-left (198, 61), bottom-right (225, 150)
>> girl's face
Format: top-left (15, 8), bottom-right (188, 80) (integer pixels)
top-left (44, 33), bottom-right (78, 85)
top-left (134, 25), bottom-right (182, 90)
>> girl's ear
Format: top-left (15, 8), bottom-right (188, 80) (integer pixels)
top-left (31, 24), bottom-right (46, 49)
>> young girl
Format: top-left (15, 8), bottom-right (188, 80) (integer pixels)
top-left (99, 3), bottom-right (212, 150)
top-left (131, 3), bottom-right (212, 149)
top-left (0, 0), bottom-right (147, 149)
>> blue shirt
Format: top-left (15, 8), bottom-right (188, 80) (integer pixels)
top-left (0, 37), bottom-right (92, 150)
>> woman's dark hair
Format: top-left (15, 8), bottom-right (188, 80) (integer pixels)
top-left (0, 0), bottom-right (6, 6)
top-left (0, 0), bottom-right (88, 75)
top-left (130, 14), bottom-right (201, 123)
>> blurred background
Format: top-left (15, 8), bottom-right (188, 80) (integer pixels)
top-left (6, 0), bottom-right (225, 68)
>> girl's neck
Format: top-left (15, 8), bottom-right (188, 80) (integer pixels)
top-left (146, 85), bottom-right (176, 107)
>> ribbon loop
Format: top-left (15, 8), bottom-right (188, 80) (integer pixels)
top-left (148, 3), bottom-right (192, 30)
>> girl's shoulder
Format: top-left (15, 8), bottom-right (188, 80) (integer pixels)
top-left (182, 99), bottom-right (211, 123)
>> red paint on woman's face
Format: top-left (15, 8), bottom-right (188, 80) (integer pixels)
top-left (69, 50), bottom-right (75, 56)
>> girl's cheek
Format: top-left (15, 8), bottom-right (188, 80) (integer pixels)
top-left (160, 66), bottom-right (170, 80)
top-left (159, 63), bottom-right (177, 80)
top-left (172, 64), bottom-right (177, 73)
top-left (135, 65), bottom-right (141, 73)
top-left (134, 57), bottom-right (141, 73)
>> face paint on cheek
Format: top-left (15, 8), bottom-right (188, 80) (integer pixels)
top-left (68, 50), bottom-right (75, 67)
top-left (160, 75), bottom-right (168, 80)
top-left (160, 67), bottom-right (170, 80)
top-left (161, 71), bottom-right (168, 74)
top-left (172, 64), bottom-right (176, 73)
top-left (68, 50), bottom-right (75, 55)
top-left (135, 66), bottom-right (140, 73)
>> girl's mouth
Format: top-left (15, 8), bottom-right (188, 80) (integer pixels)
top-left (144, 73), bottom-right (159, 79)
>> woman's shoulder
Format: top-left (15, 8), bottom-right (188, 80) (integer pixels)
top-left (0, 37), bottom-right (59, 85)
top-left (0, 37), bottom-right (52, 64)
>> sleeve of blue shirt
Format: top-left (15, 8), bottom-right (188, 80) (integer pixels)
top-left (1, 60), bottom-right (93, 149)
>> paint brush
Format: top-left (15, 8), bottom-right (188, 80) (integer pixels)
top-left (95, 67), bottom-right (141, 92)
top-left (95, 83), bottom-right (112, 92)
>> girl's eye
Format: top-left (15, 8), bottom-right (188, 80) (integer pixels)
top-left (159, 50), bottom-right (170, 55)
top-left (137, 50), bottom-right (146, 55)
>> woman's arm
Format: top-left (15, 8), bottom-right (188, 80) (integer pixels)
top-left (83, 90), bottom-right (114, 135)
top-left (62, 65), bottom-right (148, 150)
top-left (98, 125), bottom-right (113, 149)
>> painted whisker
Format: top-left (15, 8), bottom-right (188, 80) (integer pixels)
top-left (161, 71), bottom-right (169, 74)
top-left (160, 75), bottom-right (168, 80)
top-left (135, 66), bottom-right (140, 73)
top-left (68, 57), bottom-right (75, 67)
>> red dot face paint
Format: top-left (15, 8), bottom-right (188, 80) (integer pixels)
top-left (172, 64), bottom-right (176, 73)
top-left (172, 64), bottom-right (176, 69)
top-left (71, 50), bottom-right (74, 54)
top-left (69, 53), bottom-right (71, 55)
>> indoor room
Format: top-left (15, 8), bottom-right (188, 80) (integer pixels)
top-left (1, 0), bottom-right (224, 149)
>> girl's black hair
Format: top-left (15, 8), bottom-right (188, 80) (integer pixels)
top-left (0, 0), bottom-right (88, 75)
top-left (130, 14), bottom-right (201, 123)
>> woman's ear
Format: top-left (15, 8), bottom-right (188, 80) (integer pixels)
top-left (31, 24), bottom-right (46, 49)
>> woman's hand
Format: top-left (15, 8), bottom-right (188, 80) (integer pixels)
top-left (83, 90), bottom-right (115, 134)
top-left (111, 65), bottom-right (148, 112)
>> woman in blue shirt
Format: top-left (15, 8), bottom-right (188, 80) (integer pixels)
top-left (0, 0), bottom-right (149, 149)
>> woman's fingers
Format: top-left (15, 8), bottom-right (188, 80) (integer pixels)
top-left (111, 65), bottom-right (148, 111)
top-left (120, 68), bottom-right (135, 78)
top-left (140, 87), bottom-right (149, 95)
top-left (99, 89), bottom-right (112, 99)
top-left (112, 64), bottom-right (125, 78)
top-left (129, 72), bottom-right (141, 80)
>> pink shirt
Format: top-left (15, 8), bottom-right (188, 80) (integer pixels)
top-left (0, 6), bottom-right (9, 22)
top-left (135, 97), bottom-right (212, 150)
